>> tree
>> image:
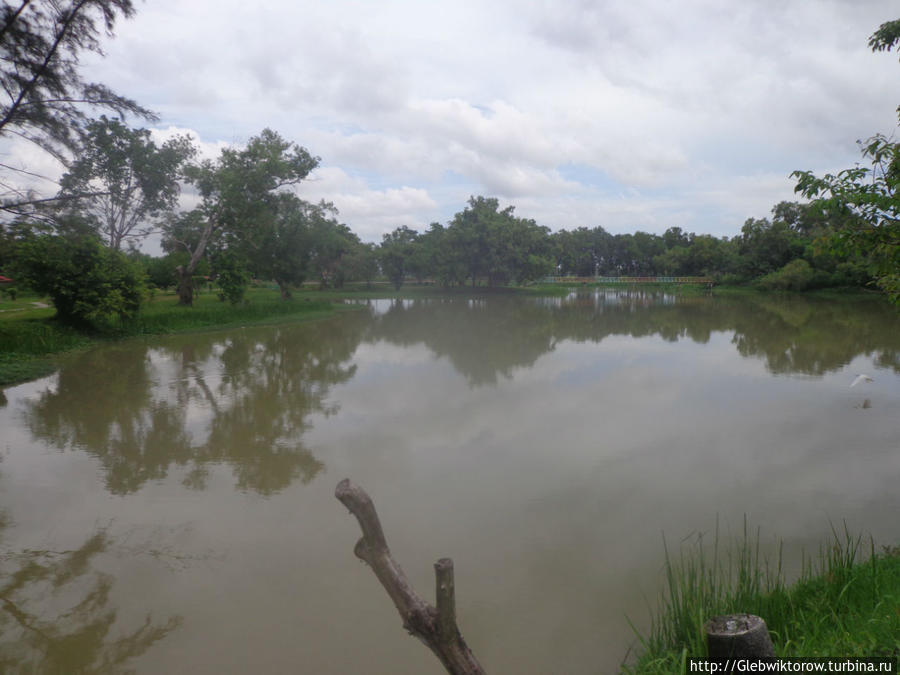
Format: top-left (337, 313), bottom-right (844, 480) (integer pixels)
top-left (444, 197), bottom-right (554, 287)
top-left (553, 228), bottom-right (590, 276)
top-left (243, 193), bottom-right (321, 299)
top-left (134, 250), bottom-right (207, 291)
top-left (307, 208), bottom-right (358, 289)
top-left (662, 226), bottom-right (690, 250)
top-left (791, 19), bottom-right (900, 303)
top-left (793, 136), bottom-right (900, 302)
top-left (736, 217), bottom-right (803, 278)
top-left (630, 231), bottom-right (665, 274)
top-left (11, 223), bottom-right (145, 328)
top-left (341, 241), bottom-right (379, 288)
top-left (502, 215), bottom-right (554, 284)
top-left (56, 117), bottom-right (194, 249)
top-left (166, 129), bottom-right (319, 305)
top-left (210, 246), bottom-right (250, 304)
top-left (418, 222), bottom-right (465, 287)
top-left (0, 0), bottom-right (154, 214)
top-left (378, 225), bottom-right (419, 290)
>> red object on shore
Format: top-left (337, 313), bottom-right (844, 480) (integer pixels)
top-left (0, 275), bottom-right (13, 283)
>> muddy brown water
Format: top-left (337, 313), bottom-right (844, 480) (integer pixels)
top-left (1, 291), bottom-right (898, 673)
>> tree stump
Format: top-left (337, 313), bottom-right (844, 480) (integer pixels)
top-left (705, 613), bottom-right (775, 660)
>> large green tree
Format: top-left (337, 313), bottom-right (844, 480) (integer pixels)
top-left (57, 117), bottom-right (195, 249)
top-left (378, 225), bottom-right (419, 290)
top-left (242, 193), bottom-right (324, 299)
top-left (447, 196), bottom-right (552, 287)
top-left (0, 0), bottom-right (153, 216)
top-left (165, 129), bottom-right (319, 305)
top-left (417, 222), bottom-right (466, 287)
top-left (307, 209), bottom-right (359, 289)
top-left (340, 240), bottom-right (379, 287)
top-left (554, 226), bottom-right (613, 277)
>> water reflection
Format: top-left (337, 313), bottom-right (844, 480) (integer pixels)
top-left (18, 294), bottom-right (900, 496)
top-left (4, 292), bottom-right (899, 674)
top-left (368, 297), bottom-right (556, 385)
top-left (365, 292), bottom-right (900, 384)
top-left (0, 527), bottom-right (181, 672)
top-left (23, 313), bottom-right (368, 495)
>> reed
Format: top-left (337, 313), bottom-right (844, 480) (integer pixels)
top-left (625, 520), bottom-right (900, 673)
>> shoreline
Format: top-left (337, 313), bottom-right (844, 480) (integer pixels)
top-left (1, 283), bottom-right (890, 389)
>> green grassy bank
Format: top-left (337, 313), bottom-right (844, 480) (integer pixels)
top-left (625, 524), bottom-right (900, 673)
top-left (0, 288), bottom-right (343, 387)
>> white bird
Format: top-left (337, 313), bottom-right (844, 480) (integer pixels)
top-left (850, 374), bottom-right (874, 388)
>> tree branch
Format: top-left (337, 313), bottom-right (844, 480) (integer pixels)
top-left (335, 479), bottom-right (486, 675)
top-left (0, 0), bottom-right (92, 135)
top-left (0, 161), bottom-right (60, 184)
top-left (0, 0), bottom-right (33, 46)
top-left (1, 190), bottom-right (108, 210)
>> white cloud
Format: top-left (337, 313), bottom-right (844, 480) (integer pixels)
top-left (0, 137), bottom-right (66, 204)
top-left (6, 0), bottom-right (899, 240)
top-left (297, 166), bottom-right (438, 241)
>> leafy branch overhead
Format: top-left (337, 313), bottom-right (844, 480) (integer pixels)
top-left (0, 0), bottom-right (155, 213)
top-left (790, 19), bottom-right (900, 303)
top-left (868, 19), bottom-right (900, 55)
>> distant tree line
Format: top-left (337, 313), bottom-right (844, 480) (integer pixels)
top-left (0, 1), bottom-right (897, 332)
top-left (375, 196), bottom-right (873, 292)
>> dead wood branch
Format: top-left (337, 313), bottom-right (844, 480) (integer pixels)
top-left (335, 478), bottom-right (486, 675)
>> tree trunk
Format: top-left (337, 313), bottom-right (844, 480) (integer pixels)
top-left (176, 266), bottom-right (193, 306)
top-left (335, 479), bottom-right (486, 675)
top-left (175, 217), bottom-right (217, 306)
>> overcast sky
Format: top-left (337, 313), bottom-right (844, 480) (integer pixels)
top-left (15, 0), bottom-right (900, 243)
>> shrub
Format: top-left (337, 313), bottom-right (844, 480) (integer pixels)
top-left (12, 233), bottom-right (146, 329)
top-left (211, 249), bottom-right (250, 305)
top-left (757, 259), bottom-right (817, 291)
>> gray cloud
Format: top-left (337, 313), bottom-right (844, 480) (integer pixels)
top-left (9, 0), bottom-right (898, 241)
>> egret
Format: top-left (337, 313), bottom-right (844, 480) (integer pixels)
top-left (850, 374), bottom-right (874, 388)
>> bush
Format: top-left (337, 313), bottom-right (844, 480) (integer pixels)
top-left (211, 249), bottom-right (250, 305)
top-left (756, 259), bottom-right (817, 291)
top-left (13, 233), bottom-right (146, 329)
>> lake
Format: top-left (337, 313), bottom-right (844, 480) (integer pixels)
top-left (1, 290), bottom-right (898, 673)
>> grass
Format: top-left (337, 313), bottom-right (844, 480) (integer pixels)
top-left (0, 287), bottom-right (349, 387)
top-left (625, 520), bottom-right (900, 673)
top-left (0, 318), bottom-right (95, 385)
top-left (129, 287), bottom-right (339, 334)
